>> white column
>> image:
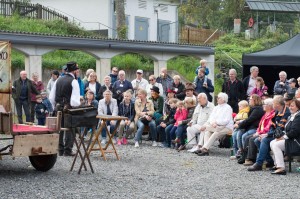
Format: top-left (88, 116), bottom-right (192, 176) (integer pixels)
top-left (153, 60), bottom-right (167, 77)
top-left (25, 55), bottom-right (42, 80)
top-left (97, 58), bottom-right (111, 84)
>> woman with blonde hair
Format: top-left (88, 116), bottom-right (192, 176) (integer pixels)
top-left (84, 71), bottom-right (101, 101)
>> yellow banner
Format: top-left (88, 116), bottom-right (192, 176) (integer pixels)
top-left (0, 41), bottom-right (11, 93)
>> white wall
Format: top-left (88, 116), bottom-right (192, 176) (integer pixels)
top-left (31, 0), bottom-right (179, 42)
top-left (31, 0), bottom-right (112, 32)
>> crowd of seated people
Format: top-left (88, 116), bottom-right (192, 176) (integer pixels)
top-left (43, 62), bottom-right (300, 174)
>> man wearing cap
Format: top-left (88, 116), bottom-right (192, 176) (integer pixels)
top-left (222, 69), bottom-right (245, 113)
top-left (49, 61), bottom-right (81, 156)
top-left (112, 70), bottom-right (133, 105)
top-left (131, 69), bottom-right (149, 96)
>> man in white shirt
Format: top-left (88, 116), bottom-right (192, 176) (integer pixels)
top-left (186, 93), bottom-right (214, 152)
top-left (131, 69), bottom-right (149, 96)
top-left (243, 66), bottom-right (259, 99)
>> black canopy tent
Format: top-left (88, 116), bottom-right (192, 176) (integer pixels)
top-left (242, 34), bottom-right (300, 94)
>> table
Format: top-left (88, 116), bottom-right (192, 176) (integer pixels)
top-left (88, 115), bottom-right (127, 161)
top-left (70, 127), bottom-right (95, 174)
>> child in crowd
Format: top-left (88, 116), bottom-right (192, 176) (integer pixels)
top-left (41, 91), bottom-right (53, 116)
top-left (231, 100), bottom-right (250, 159)
top-left (118, 90), bottom-right (135, 145)
top-left (194, 59), bottom-right (209, 86)
top-left (166, 100), bottom-right (188, 148)
top-left (35, 95), bottom-right (48, 125)
top-left (163, 88), bottom-right (176, 116)
top-left (157, 98), bottom-right (178, 147)
top-left (251, 77), bottom-right (268, 98)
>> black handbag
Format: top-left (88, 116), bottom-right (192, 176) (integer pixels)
top-left (64, 106), bottom-right (98, 128)
top-left (285, 138), bottom-right (300, 156)
top-left (274, 128), bottom-right (285, 139)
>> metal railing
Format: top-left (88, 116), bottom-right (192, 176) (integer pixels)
top-left (0, 1), bottom-right (68, 21)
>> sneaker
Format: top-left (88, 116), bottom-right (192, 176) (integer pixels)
top-left (122, 137), bottom-right (128, 145)
top-left (187, 146), bottom-right (199, 153)
top-left (117, 139), bottom-right (122, 146)
top-left (113, 138), bottom-right (117, 144)
top-left (135, 141), bottom-right (139, 148)
top-left (230, 156), bottom-right (237, 160)
top-left (152, 141), bottom-right (158, 147)
top-left (101, 139), bottom-right (107, 145)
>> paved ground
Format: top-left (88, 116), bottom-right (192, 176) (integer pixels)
top-left (0, 138), bottom-right (300, 199)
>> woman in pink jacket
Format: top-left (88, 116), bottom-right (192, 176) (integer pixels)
top-left (167, 100), bottom-right (188, 148)
top-left (251, 77), bottom-right (268, 98)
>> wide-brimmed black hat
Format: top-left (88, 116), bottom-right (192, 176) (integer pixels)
top-left (151, 85), bottom-right (160, 94)
top-left (284, 93), bottom-right (294, 101)
top-left (66, 61), bottom-right (79, 72)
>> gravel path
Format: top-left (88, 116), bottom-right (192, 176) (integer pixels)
top-left (1, 139), bottom-right (300, 199)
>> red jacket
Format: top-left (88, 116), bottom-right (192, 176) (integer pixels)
top-left (257, 110), bottom-right (275, 134)
top-left (174, 108), bottom-right (188, 126)
top-left (31, 80), bottom-right (44, 102)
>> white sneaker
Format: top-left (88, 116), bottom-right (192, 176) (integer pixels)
top-left (187, 146), bottom-right (199, 153)
top-left (135, 141), bottom-right (139, 148)
top-left (152, 141), bottom-right (158, 147)
top-left (101, 139), bottom-right (107, 145)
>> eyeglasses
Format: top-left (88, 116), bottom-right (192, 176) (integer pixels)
top-left (113, 70), bottom-right (118, 73)
top-left (149, 79), bottom-right (154, 81)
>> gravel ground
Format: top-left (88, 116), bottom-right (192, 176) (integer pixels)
top-left (1, 137), bottom-right (300, 199)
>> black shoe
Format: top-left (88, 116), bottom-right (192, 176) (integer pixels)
top-left (266, 162), bottom-right (274, 168)
top-left (271, 170), bottom-right (286, 175)
top-left (269, 166), bottom-right (277, 171)
top-left (64, 152), bottom-right (76, 157)
top-left (237, 156), bottom-right (245, 164)
top-left (197, 150), bottom-right (209, 156)
top-left (58, 151), bottom-right (64, 156)
top-left (247, 163), bottom-right (262, 171)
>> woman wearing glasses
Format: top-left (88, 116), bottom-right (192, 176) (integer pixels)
top-left (146, 75), bottom-right (163, 98)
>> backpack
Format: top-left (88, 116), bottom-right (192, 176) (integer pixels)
top-left (218, 134), bottom-right (232, 148)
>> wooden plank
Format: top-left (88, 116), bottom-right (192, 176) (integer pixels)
top-left (12, 134), bottom-right (59, 157)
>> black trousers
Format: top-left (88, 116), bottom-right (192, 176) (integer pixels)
top-left (247, 135), bottom-right (259, 161)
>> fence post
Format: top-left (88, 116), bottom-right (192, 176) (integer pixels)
top-left (187, 28), bottom-right (190, 44)
top-left (36, 4), bottom-right (42, 19)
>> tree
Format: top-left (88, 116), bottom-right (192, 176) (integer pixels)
top-left (115, 0), bottom-right (127, 39)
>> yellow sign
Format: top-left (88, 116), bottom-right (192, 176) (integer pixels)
top-left (0, 41), bottom-right (11, 93)
top-left (139, 26), bottom-right (143, 31)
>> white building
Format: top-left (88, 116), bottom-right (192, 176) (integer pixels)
top-left (31, 0), bottom-right (180, 42)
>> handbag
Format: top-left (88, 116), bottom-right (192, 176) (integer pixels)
top-left (285, 138), bottom-right (300, 156)
top-left (274, 128), bottom-right (285, 139)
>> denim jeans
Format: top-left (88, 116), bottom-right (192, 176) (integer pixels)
top-left (101, 121), bottom-right (116, 139)
top-left (166, 125), bottom-right (177, 146)
top-left (135, 119), bottom-right (157, 142)
top-left (165, 124), bottom-right (174, 147)
top-left (156, 125), bottom-right (166, 142)
top-left (254, 136), bottom-right (274, 166)
top-left (176, 124), bottom-right (187, 145)
top-left (15, 99), bottom-right (31, 124)
top-left (37, 118), bottom-right (46, 125)
top-left (241, 129), bottom-right (256, 149)
top-left (232, 129), bottom-right (239, 155)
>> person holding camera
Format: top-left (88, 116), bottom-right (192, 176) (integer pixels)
top-left (194, 68), bottom-right (214, 102)
top-left (112, 70), bottom-right (133, 105)
top-left (273, 71), bottom-right (289, 96)
top-left (222, 69), bottom-right (245, 113)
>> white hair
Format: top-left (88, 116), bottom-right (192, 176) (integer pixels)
top-left (197, 92), bottom-right (207, 100)
top-left (264, 98), bottom-right (274, 106)
top-left (250, 66), bottom-right (259, 72)
top-left (218, 92), bottom-right (228, 103)
top-left (119, 70), bottom-right (125, 75)
top-left (279, 71), bottom-right (287, 77)
top-left (229, 69), bottom-right (237, 75)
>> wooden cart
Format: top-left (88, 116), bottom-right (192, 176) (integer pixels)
top-left (0, 111), bottom-right (62, 172)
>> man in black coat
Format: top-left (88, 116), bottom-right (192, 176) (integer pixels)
top-left (12, 70), bottom-right (39, 124)
top-left (222, 69), bottom-right (245, 113)
top-left (242, 66), bottom-right (259, 99)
